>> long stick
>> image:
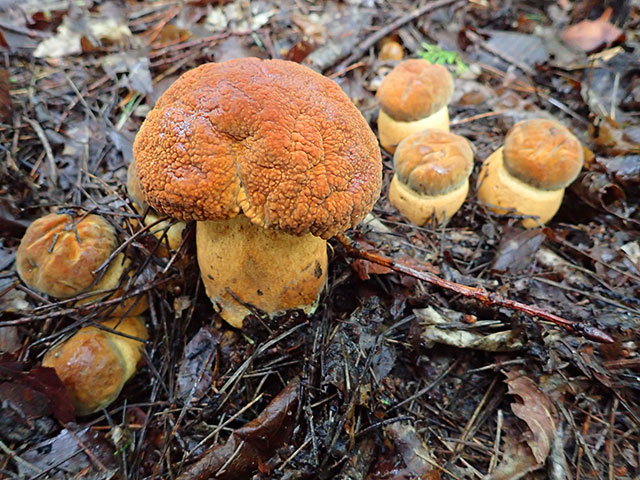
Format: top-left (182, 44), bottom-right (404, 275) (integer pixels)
top-left (337, 234), bottom-right (614, 344)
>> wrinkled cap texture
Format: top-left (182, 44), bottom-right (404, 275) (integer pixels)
top-left (16, 213), bottom-right (118, 298)
top-left (133, 58), bottom-right (382, 239)
top-left (376, 59), bottom-right (454, 122)
top-left (394, 129), bottom-right (473, 196)
top-left (503, 119), bottom-right (584, 190)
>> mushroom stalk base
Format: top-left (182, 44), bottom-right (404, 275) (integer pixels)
top-left (476, 148), bottom-right (564, 228)
top-left (389, 175), bottom-right (468, 225)
top-left (377, 106), bottom-right (450, 154)
top-left (197, 215), bottom-right (328, 329)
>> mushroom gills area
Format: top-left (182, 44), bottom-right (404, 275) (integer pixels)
top-left (476, 148), bottom-right (564, 228)
top-left (377, 106), bottom-right (450, 154)
top-left (389, 174), bottom-right (468, 225)
top-left (197, 215), bottom-right (328, 328)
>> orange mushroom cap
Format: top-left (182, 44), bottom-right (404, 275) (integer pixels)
top-left (503, 119), bottom-right (584, 190)
top-left (376, 59), bottom-right (454, 122)
top-left (394, 130), bottom-right (474, 196)
top-left (16, 213), bottom-right (118, 299)
top-left (133, 58), bottom-right (382, 240)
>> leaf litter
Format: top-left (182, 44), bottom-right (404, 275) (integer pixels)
top-left (0, 0), bottom-right (639, 479)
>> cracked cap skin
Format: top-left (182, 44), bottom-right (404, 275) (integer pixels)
top-left (133, 58), bottom-right (382, 239)
top-left (503, 118), bottom-right (584, 190)
top-left (16, 213), bottom-right (118, 299)
top-left (376, 59), bottom-right (454, 122)
top-left (394, 130), bottom-right (474, 196)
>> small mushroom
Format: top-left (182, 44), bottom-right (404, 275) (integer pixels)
top-left (376, 59), bottom-right (454, 153)
top-left (42, 316), bottom-right (148, 415)
top-left (16, 213), bottom-right (147, 315)
top-left (133, 58), bottom-right (382, 328)
top-left (476, 119), bottom-right (584, 228)
top-left (389, 129), bottom-right (474, 225)
top-left (126, 161), bottom-right (186, 253)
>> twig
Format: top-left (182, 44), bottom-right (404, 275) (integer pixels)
top-left (23, 116), bottom-right (58, 188)
top-left (332, 0), bottom-right (462, 73)
top-left (337, 234), bottom-right (614, 343)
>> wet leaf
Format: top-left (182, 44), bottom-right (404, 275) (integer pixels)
top-left (385, 422), bottom-right (437, 478)
top-left (491, 228), bottom-right (546, 274)
top-left (561, 8), bottom-right (623, 52)
top-left (179, 378), bottom-right (300, 480)
top-left (177, 327), bottom-right (220, 403)
top-left (19, 424), bottom-right (119, 479)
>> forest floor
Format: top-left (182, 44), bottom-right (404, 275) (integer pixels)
top-left (0, 0), bottom-right (639, 479)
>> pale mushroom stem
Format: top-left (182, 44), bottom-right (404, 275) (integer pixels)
top-left (196, 215), bottom-right (328, 328)
top-left (378, 106), bottom-right (450, 154)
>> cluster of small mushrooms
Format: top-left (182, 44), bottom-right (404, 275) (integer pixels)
top-left (377, 58), bottom-right (585, 227)
top-left (15, 55), bottom-right (585, 415)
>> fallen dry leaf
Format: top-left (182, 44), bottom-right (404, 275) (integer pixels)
top-left (488, 370), bottom-right (559, 479)
top-left (561, 8), bottom-right (623, 52)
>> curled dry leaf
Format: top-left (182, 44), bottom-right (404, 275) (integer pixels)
top-left (415, 307), bottom-right (523, 352)
top-left (491, 228), bottom-right (546, 274)
top-left (561, 8), bottom-right (623, 52)
top-left (178, 378), bottom-right (300, 480)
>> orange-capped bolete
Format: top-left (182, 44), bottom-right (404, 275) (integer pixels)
top-left (389, 129), bottom-right (474, 225)
top-left (16, 213), bottom-right (147, 316)
top-left (377, 59), bottom-right (454, 153)
top-left (476, 119), bottom-right (584, 228)
top-left (42, 316), bottom-right (148, 415)
top-left (133, 58), bottom-right (382, 328)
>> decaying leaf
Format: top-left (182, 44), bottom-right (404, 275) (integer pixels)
top-left (561, 8), bottom-right (623, 52)
top-left (415, 307), bottom-right (523, 352)
top-left (491, 228), bottom-right (546, 274)
top-left (176, 326), bottom-right (220, 403)
top-left (505, 370), bottom-right (558, 463)
top-left (178, 378), bottom-right (300, 480)
top-left (385, 422), bottom-right (438, 478)
top-left (19, 424), bottom-right (119, 479)
top-left (0, 353), bottom-right (75, 442)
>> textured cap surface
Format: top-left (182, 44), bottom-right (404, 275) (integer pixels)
top-left (376, 59), bottom-right (454, 122)
top-left (16, 213), bottom-right (118, 298)
top-left (503, 119), bottom-right (584, 190)
top-left (394, 129), bottom-right (474, 196)
top-left (133, 58), bottom-right (382, 239)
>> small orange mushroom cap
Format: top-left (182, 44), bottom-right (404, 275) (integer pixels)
top-left (42, 316), bottom-right (148, 415)
top-left (16, 213), bottom-right (118, 298)
top-left (133, 58), bottom-right (382, 240)
top-left (503, 119), bottom-right (584, 190)
top-left (394, 130), bottom-right (473, 196)
top-left (376, 59), bottom-right (454, 122)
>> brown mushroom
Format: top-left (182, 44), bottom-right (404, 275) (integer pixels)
top-left (376, 59), bottom-right (454, 153)
top-left (42, 316), bottom-right (148, 415)
top-left (126, 161), bottom-right (186, 253)
top-left (133, 58), bottom-right (382, 328)
top-left (389, 129), bottom-right (474, 225)
top-left (16, 213), bottom-right (147, 316)
top-left (476, 119), bottom-right (584, 228)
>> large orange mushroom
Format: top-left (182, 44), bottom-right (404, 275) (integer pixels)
top-left (133, 58), bottom-right (382, 328)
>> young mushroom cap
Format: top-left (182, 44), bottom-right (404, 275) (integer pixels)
top-left (477, 119), bottom-right (584, 228)
top-left (16, 213), bottom-right (147, 315)
top-left (389, 129), bottom-right (473, 225)
top-left (376, 59), bottom-right (454, 153)
top-left (133, 58), bottom-right (382, 326)
top-left (42, 316), bottom-right (148, 415)
top-left (16, 213), bottom-right (119, 299)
